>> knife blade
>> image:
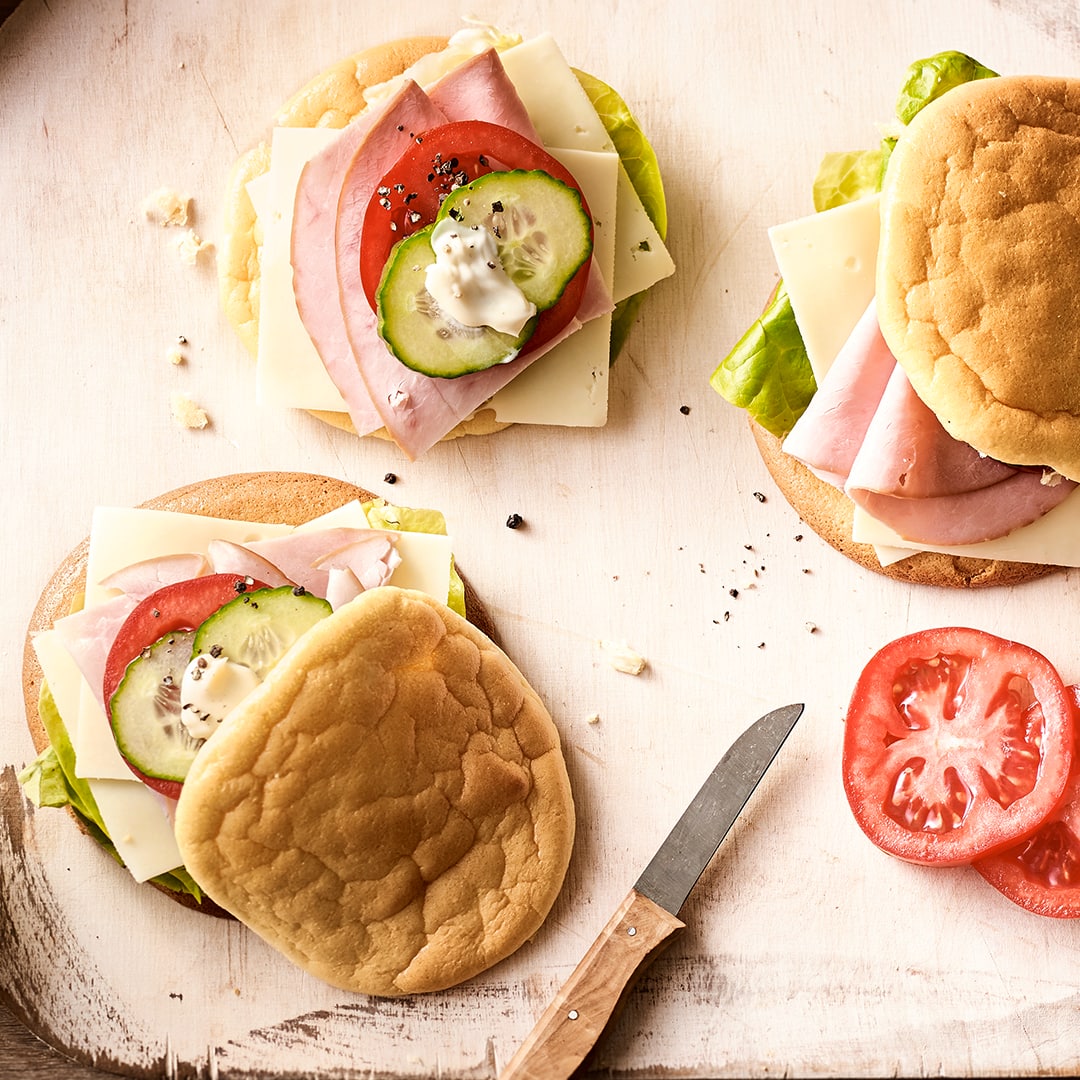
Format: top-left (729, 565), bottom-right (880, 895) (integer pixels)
top-left (499, 702), bottom-right (803, 1080)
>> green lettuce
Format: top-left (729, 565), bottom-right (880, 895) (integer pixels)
top-left (19, 685), bottom-right (206, 901)
top-left (711, 50), bottom-right (998, 437)
top-left (709, 284), bottom-right (816, 437)
top-left (574, 69), bottom-right (668, 364)
top-left (362, 498), bottom-right (466, 617)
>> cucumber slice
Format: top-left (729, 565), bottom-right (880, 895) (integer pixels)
top-left (192, 585), bottom-right (332, 679)
top-left (437, 169), bottom-right (592, 310)
top-left (111, 629), bottom-right (201, 783)
top-left (376, 228), bottom-right (536, 378)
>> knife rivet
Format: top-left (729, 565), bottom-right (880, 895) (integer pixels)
top-left (567, 1010), bottom-right (579, 1021)
top-left (627, 926), bottom-right (637, 936)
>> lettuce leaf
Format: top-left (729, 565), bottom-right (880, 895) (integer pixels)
top-left (896, 51), bottom-right (998, 125)
top-left (709, 284), bottom-right (817, 437)
top-left (812, 148), bottom-right (890, 212)
top-left (574, 68), bottom-right (668, 363)
top-left (362, 498), bottom-right (466, 617)
top-left (18, 684), bottom-right (206, 901)
top-left (712, 50), bottom-right (999, 437)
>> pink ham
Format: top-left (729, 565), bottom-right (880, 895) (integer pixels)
top-left (240, 528), bottom-right (399, 599)
top-left (782, 300), bottom-right (896, 486)
top-left (784, 303), bottom-right (1077, 546)
top-left (427, 49), bottom-right (542, 142)
top-left (206, 540), bottom-right (292, 587)
top-left (97, 553), bottom-right (209, 601)
top-left (293, 80), bottom-right (448, 436)
top-left (50, 594), bottom-right (139, 711)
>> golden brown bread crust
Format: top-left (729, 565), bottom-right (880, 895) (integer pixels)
top-left (877, 75), bottom-right (1080, 480)
top-left (749, 420), bottom-right (1059, 588)
top-left (174, 587), bottom-right (574, 996)
top-left (218, 35), bottom-right (512, 444)
top-left (21, 472), bottom-right (495, 915)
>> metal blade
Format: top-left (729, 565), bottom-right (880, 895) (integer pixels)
top-left (633, 702), bottom-right (803, 916)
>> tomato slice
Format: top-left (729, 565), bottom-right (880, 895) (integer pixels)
top-left (102, 574), bottom-right (265, 798)
top-left (973, 684), bottom-right (1080, 917)
top-left (842, 627), bottom-right (1074, 866)
top-left (357, 120), bottom-right (593, 354)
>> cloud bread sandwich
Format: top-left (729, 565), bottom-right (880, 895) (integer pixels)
top-left (220, 23), bottom-right (674, 459)
top-left (713, 53), bottom-right (1080, 587)
top-left (21, 472), bottom-right (574, 994)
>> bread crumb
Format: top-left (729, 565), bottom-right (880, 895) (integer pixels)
top-left (166, 345), bottom-right (185, 366)
top-left (171, 393), bottom-right (209, 430)
top-left (174, 228), bottom-right (211, 266)
top-left (142, 187), bottom-right (190, 227)
top-left (585, 713), bottom-right (600, 725)
top-left (600, 640), bottom-right (647, 676)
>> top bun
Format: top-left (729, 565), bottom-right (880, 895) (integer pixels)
top-left (174, 586), bottom-right (575, 997)
top-left (876, 74), bottom-right (1080, 480)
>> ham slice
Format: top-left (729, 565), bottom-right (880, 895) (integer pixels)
top-left (783, 301), bottom-right (895, 486)
top-left (427, 49), bottom-right (542, 142)
top-left (293, 81), bottom-right (447, 436)
top-left (783, 302), bottom-right (1077, 546)
top-left (50, 594), bottom-right (139, 711)
top-left (97, 553), bottom-right (209, 601)
top-left (241, 528), bottom-right (399, 599)
top-left (207, 540), bottom-right (292, 587)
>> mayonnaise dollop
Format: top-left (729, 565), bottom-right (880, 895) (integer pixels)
top-left (424, 218), bottom-right (536, 335)
top-left (179, 653), bottom-right (261, 739)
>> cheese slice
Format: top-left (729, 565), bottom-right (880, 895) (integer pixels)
top-left (769, 194), bottom-right (880, 384)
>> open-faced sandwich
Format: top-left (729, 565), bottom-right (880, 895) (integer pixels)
top-left (712, 52), bottom-right (1080, 587)
top-left (220, 22), bottom-right (674, 459)
top-left (20, 472), bottom-right (574, 996)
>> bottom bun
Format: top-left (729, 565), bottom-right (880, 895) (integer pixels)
top-left (21, 471), bottom-right (496, 917)
top-left (749, 421), bottom-right (1059, 588)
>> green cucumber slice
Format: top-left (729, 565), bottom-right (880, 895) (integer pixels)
top-left (376, 227), bottom-right (536, 378)
top-left (438, 169), bottom-right (593, 310)
top-left (111, 629), bottom-right (201, 783)
top-left (192, 585), bottom-right (331, 679)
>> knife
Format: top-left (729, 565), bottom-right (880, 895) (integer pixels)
top-left (499, 702), bottom-right (804, 1080)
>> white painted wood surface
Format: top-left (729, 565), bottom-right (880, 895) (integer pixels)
top-left (3, 0), bottom-right (1080, 1075)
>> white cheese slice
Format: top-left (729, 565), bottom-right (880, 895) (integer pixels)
top-left (769, 194), bottom-right (880, 384)
top-left (89, 780), bottom-right (184, 883)
top-left (611, 164), bottom-right (674, 304)
top-left (255, 127), bottom-right (345, 411)
top-left (852, 490), bottom-right (1080, 567)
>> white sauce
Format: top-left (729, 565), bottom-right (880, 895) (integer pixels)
top-left (179, 653), bottom-right (261, 739)
top-left (424, 217), bottom-right (536, 335)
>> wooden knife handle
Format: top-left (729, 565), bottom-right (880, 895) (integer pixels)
top-left (499, 889), bottom-right (685, 1079)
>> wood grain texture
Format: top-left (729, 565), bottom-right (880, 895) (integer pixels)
top-left (500, 890), bottom-right (684, 1079)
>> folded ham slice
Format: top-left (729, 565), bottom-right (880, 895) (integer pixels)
top-left (783, 300), bottom-right (1077, 545)
top-left (293, 80), bottom-right (447, 436)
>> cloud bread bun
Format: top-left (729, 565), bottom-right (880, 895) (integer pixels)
top-left (750, 421), bottom-right (1057, 588)
top-left (22, 472), bottom-right (497, 915)
top-left (218, 35), bottom-right (507, 442)
top-left (173, 586), bottom-right (575, 997)
top-left (876, 74), bottom-right (1080, 480)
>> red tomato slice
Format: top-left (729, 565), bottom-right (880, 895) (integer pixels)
top-left (973, 684), bottom-right (1080, 917)
top-left (842, 627), bottom-right (1074, 866)
top-left (102, 574), bottom-right (265, 799)
top-left (357, 120), bottom-right (593, 354)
